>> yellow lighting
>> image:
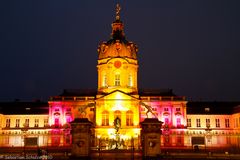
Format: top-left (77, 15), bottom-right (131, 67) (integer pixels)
top-left (111, 104), bottom-right (127, 111)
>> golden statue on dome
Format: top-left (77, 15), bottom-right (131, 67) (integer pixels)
top-left (116, 3), bottom-right (121, 20)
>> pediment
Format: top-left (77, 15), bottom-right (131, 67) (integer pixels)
top-left (97, 90), bottom-right (139, 101)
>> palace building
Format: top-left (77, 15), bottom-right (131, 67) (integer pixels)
top-left (0, 4), bottom-right (240, 151)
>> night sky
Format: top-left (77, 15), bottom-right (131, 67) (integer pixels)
top-left (0, 0), bottom-right (240, 101)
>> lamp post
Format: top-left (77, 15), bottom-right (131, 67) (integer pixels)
top-left (21, 124), bottom-right (28, 158)
top-left (97, 135), bottom-right (101, 158)
top-left (131, 137), bottom-right (134, 160)
top-left (205, 125), bottom-right (212, 154)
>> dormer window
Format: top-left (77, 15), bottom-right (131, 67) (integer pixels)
top-left (205, 107), bottom-right (210, 112)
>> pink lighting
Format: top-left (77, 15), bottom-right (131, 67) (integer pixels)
top-left (49, 103), bottom-right (73, 128)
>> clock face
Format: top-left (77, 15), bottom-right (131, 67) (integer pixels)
top-left (114, 61), bottom-right (122, 68)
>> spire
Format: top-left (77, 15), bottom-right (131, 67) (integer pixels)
top-left (97, 3), bottom-right (138, 60)
top-left (111, 3), bottom-right (125, 40)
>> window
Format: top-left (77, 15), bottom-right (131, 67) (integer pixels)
top-left (66, 116), bottom-right (71, 123)
top-left (16, 119), bottom-right (20, 128)
top-left (215, 119), bottom-right (220, 128)
top-left (164, 118), bottom-right (169, 125)
top-left (152, 108), bottom-right (157, 111)
top-left (102, 111), bottom-right (109, 126)
top-left (25, 119), bottom-right (29, 127)
top-left (6, 119), bottom-right (10, 128)
top-left (187, 119), bottom-right (191, 127)
top-left (196, 119), bottom-right (201, 127)
top-left (176, 118), bottom-right (181, 128)
top-left (226, 136), bottom-right (231, 144)
top-left (66, 108), bottom-right (71, 112)
top-left (225, 119), bottom-right (230, 128)
top-left (103, 74), bottom-right (107, 87)
top-left (115, 74), bottom-right (120, 86)
top-left (176, 108), bottom-right (180, 112)
top-left (176, 135), bottom-right (182, 145)
top-left (238, 117), bottom-right (240, 127)
top-left (126, 110), bottom-right (133, 126)
top-left (114, 110), bottom-right (121, 120)
top-left (164, 108), bottom-right (169, 112)
top-left (206, 119), bottom-right (210, 128)
top-left (128, 74), bottom-right (133, 87)
top-left (54, 118), bottom-right (59, 127)
top-left (44, 119), bottom-right (48, 127)
top-left (55, 108), bottom-right (60, 112)
top-left (236, 118), bottom-right (239, 127)
top-left (34, 119), bottom-right (39, 127)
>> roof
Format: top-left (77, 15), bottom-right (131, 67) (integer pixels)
top-left (57, 88), bottom-right (179, 98)
top-left (0, 101), bottom-right (48, 115)
top-left (139, 89), bottom-right (176, 96)
top-left (60, 88), bottom-right (177, 97)
top-left (59, 89), bottom-right (97, 97)
top-left (71, 118), bottom-right (93, 124)
top-left (187, 101), bottom-right (240, 115)
top-left (233, 105), bottom-right (240, 113)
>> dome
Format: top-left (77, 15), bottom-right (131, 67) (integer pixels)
top-left (98, 40), bottom-right (138, 60)
top-left (97, 4), bottom-right (138, 60)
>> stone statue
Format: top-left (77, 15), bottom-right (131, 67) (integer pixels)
top-left (140, 101), bottom-right (157, 118)
top-left (114, 117), bottom-right (121, 149)
top-left (114, 117), bottom-right (121, 132)
top-left (78, 103), bottom-right (95, 118)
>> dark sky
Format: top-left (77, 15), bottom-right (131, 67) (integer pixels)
top-left (0, 0), bottom-right (240, 101)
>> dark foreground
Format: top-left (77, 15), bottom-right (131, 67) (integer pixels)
top-left (0, 147), bottom-right (240, 160)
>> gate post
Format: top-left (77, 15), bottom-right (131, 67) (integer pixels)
top-left (140, 118), bottom-right (163, 159)
top-left (70, 118), bottom-right (93, 159)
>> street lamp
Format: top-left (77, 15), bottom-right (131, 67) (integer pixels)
top-left (21, 123), bottom-right (28, 158)
top-left (205, 124), bottom-right (212, 154)
top-left (97, 135), bottom-right (101, 158)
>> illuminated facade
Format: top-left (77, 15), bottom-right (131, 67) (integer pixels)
top-left (0, 4), bottom-right (240, 151)
top-left (0, 102), bottom-right (51, 147)
top-left (186, 102), bottom-right (240, 149)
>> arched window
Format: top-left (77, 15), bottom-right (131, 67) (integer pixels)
top-left (115, 74), bottom-right (120, 86)
top-left (54, 118), bottom-right (59, 127)
top-left (126, 110), bottom-right (133, 126)
top-left (128, 74), bottom-right (133, 87)
top-left (102, 73), bottom-right (107, 87)
top-left (102, 111), bottom-right (109, 126)
top-left (176, 118), bottom-right (181, 128)
top-left (66, 116), bottom-right (72, 123)
top-left (114, 110), bottom-right (121, 120)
